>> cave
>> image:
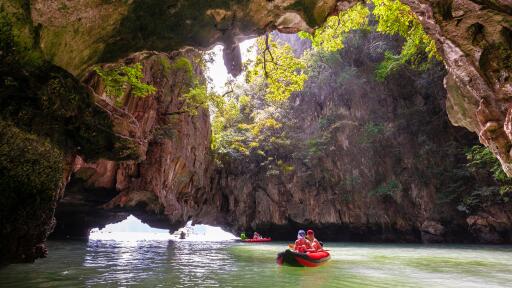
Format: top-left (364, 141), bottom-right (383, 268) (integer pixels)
top-left (1, 0), bottom-right (511, 267)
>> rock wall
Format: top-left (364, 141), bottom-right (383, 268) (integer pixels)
top-left (210, 31), bottom-right (512, 243)
top-left (28, 0), bottom-right (337, 76)
top-left (21, 0), bottom-right (512, 175)
top-left (52, 50), bottom-right (213, 238)
top-left (401, 0), bottom-right (512, 175)
top-left (1, 0), bottom-right (511, 264)
top-left (0, 2), bottom-right (142, 264)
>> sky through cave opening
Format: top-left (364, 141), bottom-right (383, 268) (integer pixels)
top-left (89, 215), bottom-right (237, 241)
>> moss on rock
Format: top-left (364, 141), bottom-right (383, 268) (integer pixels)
top-left (0, 120), bottom-right (64, 264)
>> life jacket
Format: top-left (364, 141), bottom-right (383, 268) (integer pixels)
top-left (311, 239), bottom-right (322, 251)
top-left (294, 238), bottom-right (311, 253)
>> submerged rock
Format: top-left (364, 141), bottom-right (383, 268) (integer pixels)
top-left (420, 221), bottom-right (446, 243)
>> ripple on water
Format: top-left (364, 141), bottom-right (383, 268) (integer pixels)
top-left (1, 241), bottom-right (512, 287)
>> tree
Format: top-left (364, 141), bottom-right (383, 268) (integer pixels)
top-left (372, 0), bottom-right (440, 79)
top-left (298, 3), bottom-right (370, 52)
top-left (247, 34), bottom-right (308, 103)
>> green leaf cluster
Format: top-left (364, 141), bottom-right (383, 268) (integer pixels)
top-left (369, 180), bottom-right (401, 198)
top-left (210, 78), bottom-right (294, 174)
top-left (359, 122), bottom-right (386, 144)
top-left (93, 63), bottom-right (156, 107)
top-left (181, 84), bottom-right (210, 115)
top-left (455, 145), bottom-right (512, 213)
top-left (372, 0), bottom-right (440, 80)
top-left (297, 0), bottom-right (439, 80)
top-left (298, 3), bottom-right (370, 52)
top-left (466, 145), bottom-right (512, 192)
top-left (247, 35), bottom-right (308, 103)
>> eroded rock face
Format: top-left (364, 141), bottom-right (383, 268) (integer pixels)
top-left (401, 0), bottom-right (512, 176)
top-left (1, 0), bottom-right (511, 265)
top-left (29, 0), bottom-right (337, 76)
top-left (53, 50), bottom-right (213, 237)
top-left (467, 205), bottom-right (512, 243)
top-left (25, 0), bottom-right (512, 176)
top-left (0, 6), bottom-right (139, 262)
top-left (209, 32), bottom-right (482, 242)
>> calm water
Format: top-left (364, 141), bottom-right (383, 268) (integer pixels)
top-left (1, 240), bottom-right (512, 287)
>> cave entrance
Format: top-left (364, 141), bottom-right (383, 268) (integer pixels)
top-left (88, 215), bottom-right (237, 241)
top-left (206, 39), bottom-right (256, 94)
top-left (89, 215), bottom-right (171, 241)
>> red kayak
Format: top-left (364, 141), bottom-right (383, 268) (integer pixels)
top-left (276, 249), bottom-right (330, 267)
top-left (241, 238), bottom-right (272, 243)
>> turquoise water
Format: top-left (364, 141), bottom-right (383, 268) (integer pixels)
top-left (1, 240), bottom-right (512, 287)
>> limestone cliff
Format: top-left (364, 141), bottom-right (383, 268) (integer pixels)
top-left (29, 0), bottom-right (337, 76)
top-left (1, 0), bottom-right (511, 265)
top-left (209, 31), bottom-right (512, 243)
top-left (401, 0), bottom-right (512, 176)
top-left (0, 1), bottom-right (141, 264)
top-left (20, 0), bottom-right (512, 175)
top-left (52, 50), bottom-right (213, 238)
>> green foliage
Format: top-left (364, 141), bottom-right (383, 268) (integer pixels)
top-left (359, 122), bottom-right (386, 144)
top-left (278, 160), bottom-right (295, 174)
top-left (369, 180), bottom-right (401, 198)
top-left (298, 3), bottom-right (370, 52)
top-left (210, 96), bottom-right (242, 153)
top-left (0, 121), bottom-right (64, 201)
top-left (0, 7), bottom-right (44, 70)
top-left (372, 0), bottom-right (440, 80)
top-left (182, 84), bottom-right (210, 115)
top-left (209, 78), bottom-right (294, 175)
top-left (172, 56), bottom-right (194, 80)
top-left (159, 55), bottom-right (172, 74)
top-left (375, 52), bottom-right (403, 80)
top-left (153, 124), bottom-right (177, 142)
top-left (93, 63), bottom-right (156, 107)
top-left (318, 114), bottom-right (337, 130)
top-left (247, 34), bottom-right (308, 103)
top-left (450, 145), bottom-right (512, 213)
top-left (457, 186), bottom-right (502, 213)
top-left (306, 136), bottom-right (329, 156)
top-left (466, 145), bottom-right (512, 194)
top-left (296, 0), bottom-right (439, 80)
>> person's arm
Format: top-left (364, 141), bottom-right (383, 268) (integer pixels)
top-left (312, 240), bottom-right (322, 251)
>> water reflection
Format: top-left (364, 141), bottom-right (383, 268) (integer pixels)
top-left (170, 241), bottom-right (238, 287)
top-left (2, 241), bottom-right (512, 287)
top-left (81, 240), bottom-right (241, 287)
top-left (83, 240), bottom-right (170, 286)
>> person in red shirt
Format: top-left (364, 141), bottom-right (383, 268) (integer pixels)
top-left (294, 230), bottom-right (311, 253)
top-left (253, 232), bottom-right (262, 239)
top-left (306, 229), bottom-right (323, 252)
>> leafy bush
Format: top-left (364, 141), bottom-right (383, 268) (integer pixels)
top-left (172, 56), bottom-right (194, 80)
top-left (372, 0), bottom-right (440, 80)
top-left (93, 63), bottom-right (156, 106)
top-left (182, 84), bottom-right (210, 115)
top-left (359, 122), bottom-right (386, 144)
top-left (369, 180), bottom-right (401, 198)
top-left (466, 145), bottom-right (509, 184)
top-left (457, 145), bottom-right (512, 213)
top-left (247, 34), bottom-right (308, 103)
top-left (298, 3), bottom-right (370, 52)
